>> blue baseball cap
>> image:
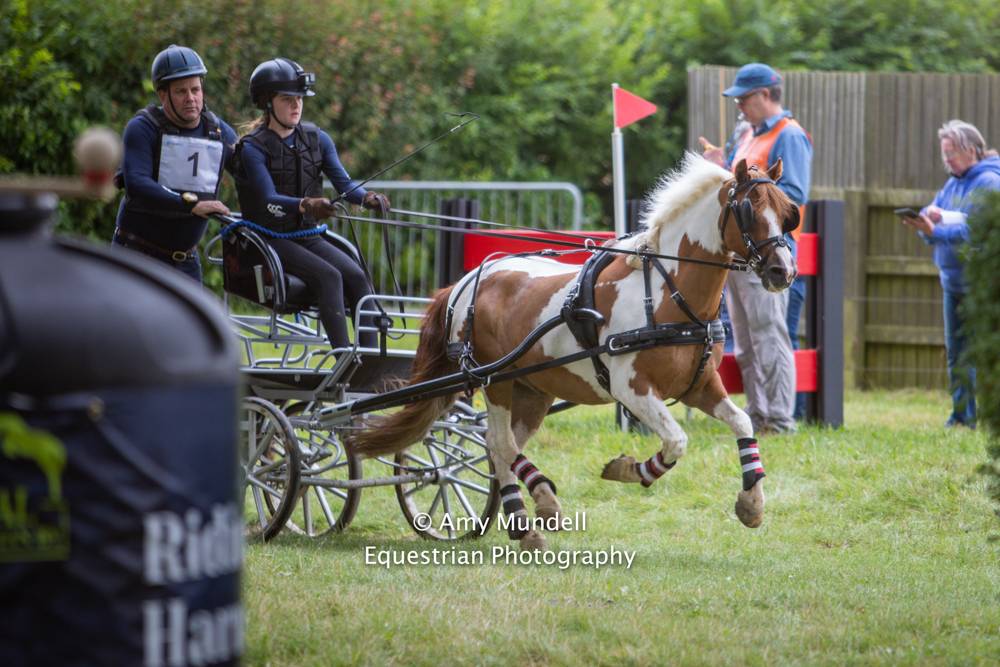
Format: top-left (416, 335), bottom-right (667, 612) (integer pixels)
top-left (722, 63), bottom-right (782, 97)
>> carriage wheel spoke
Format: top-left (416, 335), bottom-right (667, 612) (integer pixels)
top-left (451, 483), bottom-right (477, 519)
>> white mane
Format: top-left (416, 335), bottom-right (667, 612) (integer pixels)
top-left (622, 152), bottom-right (732, 270)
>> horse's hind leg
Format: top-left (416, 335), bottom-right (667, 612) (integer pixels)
top-left (509, 382), bottom-right (560, 522)
top-left (689, 377), bottom-right (766, 528)
top-left (601, 384), bottom-right (687, 487)
top-left (483, 383), bottom-right (547, 551)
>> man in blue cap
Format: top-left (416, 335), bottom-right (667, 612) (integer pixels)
top-left (700, 62), bottom-right (813, 434)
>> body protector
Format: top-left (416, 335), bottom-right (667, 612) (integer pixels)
top-left (128, 104), bottom-right (225, 200)
top-left (236, 122), bottom-right (324, 232)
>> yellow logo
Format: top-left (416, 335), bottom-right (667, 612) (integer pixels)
top-left (0, 412), bottom-right (70, 562)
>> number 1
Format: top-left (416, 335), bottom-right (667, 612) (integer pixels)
top-left (187, 151), bottom-right (199, 177)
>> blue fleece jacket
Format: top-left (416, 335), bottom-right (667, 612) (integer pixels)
top-left (919, 155), bottom-right (1000, 293)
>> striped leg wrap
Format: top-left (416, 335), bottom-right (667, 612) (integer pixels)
top-left (635, 451), bottom-right (676, 488)
top-left (511, 454), bottom-right (557, 495)
top-left (738, 437), bottom-right (766, 491)
top-left (500, 484), bottom-right (530, 540)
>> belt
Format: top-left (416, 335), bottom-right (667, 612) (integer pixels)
top-left (114, 229), bottom-right (197, 263)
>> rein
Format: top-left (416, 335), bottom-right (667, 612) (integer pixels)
top-left (336, 211), bottom-right (751, 272)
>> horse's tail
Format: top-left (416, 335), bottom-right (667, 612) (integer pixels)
top-left (348, 285), bottom-right (460, 458)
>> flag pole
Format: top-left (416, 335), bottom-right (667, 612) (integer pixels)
top-left (611, 83), bottom-right (626, 238)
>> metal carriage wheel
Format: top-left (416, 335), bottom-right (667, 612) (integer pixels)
top-left (394, 400), bottom-right (500, 540)
top-left (273, 401), bottom-right (363, 537)
top-left (241, 396), bottom-right (300, 541)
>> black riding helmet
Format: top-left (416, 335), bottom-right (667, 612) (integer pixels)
top-left (151, 45), bottom-right (207, 90)
top-left (249, 58), bottom-right (316, 109)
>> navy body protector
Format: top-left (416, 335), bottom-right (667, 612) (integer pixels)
top-left (235, 122), bottom-right (324, 233)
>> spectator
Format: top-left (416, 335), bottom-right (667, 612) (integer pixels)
top-left (700, 63), bottom-right (813, 435)
top-left (899, 119), bottom-right (1000, 428)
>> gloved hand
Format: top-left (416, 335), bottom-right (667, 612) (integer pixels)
top-left (363, 191), bottom-right (391, 211)
top-left (300, 197), bottom-right (336, 220)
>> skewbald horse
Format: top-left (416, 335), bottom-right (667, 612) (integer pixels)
top-left (351, 154), bottom-right (799, 550)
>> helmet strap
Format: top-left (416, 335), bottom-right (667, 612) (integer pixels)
top-left (267, 100), bottom-right (297, 131)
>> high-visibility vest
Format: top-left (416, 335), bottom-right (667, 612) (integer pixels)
top-left (732, 116), bottom-right (808, 240)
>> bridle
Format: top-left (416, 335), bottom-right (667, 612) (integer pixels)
top-left (718, 176), bottom-right (790, 274)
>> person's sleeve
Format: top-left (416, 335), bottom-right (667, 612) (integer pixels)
top-left (770, 128), bottom-right (812, 205)
top-left (319, 131), bottom-right (366, 205)
top-left (926, 221), bottom-right (970, 244)
top-left (239, 140), bottom-right (303, 222)
top-left (220, 120), bottom-right (239, 176)
top-left (120, 117), bottom-right (190, 212)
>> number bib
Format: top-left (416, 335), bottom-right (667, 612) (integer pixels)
top-left (158, 135), bottom-right (223, 197)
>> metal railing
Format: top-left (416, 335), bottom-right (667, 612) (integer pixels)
top-left (324, 180), bottom-right (587, 297)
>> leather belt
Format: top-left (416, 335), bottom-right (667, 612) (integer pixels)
top-left (114, 229), bottom-right (197, 263)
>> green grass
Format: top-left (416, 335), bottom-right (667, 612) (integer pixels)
top-left (243, 389), bottom-right (999, 666)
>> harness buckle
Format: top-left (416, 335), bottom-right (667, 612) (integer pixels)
top-left (171, 250), bottom-right (190, 262)
top-left (607, 335), bottom-right (625, 353)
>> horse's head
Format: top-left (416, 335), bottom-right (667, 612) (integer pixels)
top-left (718, 159), bottom-right (799, 291)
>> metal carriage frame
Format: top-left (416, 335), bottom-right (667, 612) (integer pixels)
top-left (209, 223), bottom-right (503, 543)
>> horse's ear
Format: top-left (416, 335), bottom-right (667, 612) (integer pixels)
top-left (734, 159), bottom-right (749, 184)
top-left (767, 157), bottom-right (783, 183)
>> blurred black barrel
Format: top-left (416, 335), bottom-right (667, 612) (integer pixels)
top-left (0, 194), bottom-right (242, 667)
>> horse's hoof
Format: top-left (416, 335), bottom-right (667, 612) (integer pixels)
top-left (520, 530), bottom-right (548, 551)
top-left (735, 485), bottom-right (765, 528)
top-left (601, 455), bottom-right (641, 483)
top-left (531, 484), bottom-right (562, 526)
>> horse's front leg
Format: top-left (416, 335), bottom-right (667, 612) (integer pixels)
top-left (483, 384), bottom-right (547, 551)
top-left (688, 374), bottom-right (766, 528)
top-left (710, 395), bottom-right (766, 527)
top-left (601, 379), bottom-right (688, 488)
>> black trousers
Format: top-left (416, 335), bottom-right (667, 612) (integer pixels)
top-left (267, 236), bottom-right (376, 349)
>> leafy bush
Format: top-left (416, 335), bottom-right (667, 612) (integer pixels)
top-left (2, 0), bottom-right (999, 239)
top-left (963, 191), bottom-right (1000, 525)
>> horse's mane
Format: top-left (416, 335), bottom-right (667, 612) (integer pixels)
top-left (621, 152), bottom-right (732, 268)
top-left (640, 152), bottom-right (733, 235)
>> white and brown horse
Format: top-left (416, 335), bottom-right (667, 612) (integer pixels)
top-left (351, 154), bottom-right (799, 549)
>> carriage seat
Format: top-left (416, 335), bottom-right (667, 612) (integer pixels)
top-left (221, 225), bottom-right (364, 315)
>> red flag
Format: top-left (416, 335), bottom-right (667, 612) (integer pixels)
top-left (614, 87), bottom-right (657, 128)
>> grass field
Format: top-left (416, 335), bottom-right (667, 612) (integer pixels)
top-left (243, 389), bottom-right (999, 666)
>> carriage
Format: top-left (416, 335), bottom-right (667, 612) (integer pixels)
top-left (207, 215), bottom-right (501, 542)
top-left (209, 154), bottom-right (798, 548)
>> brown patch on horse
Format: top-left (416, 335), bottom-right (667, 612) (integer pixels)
top-left (510, 381), bottom-right (554, 442)
top-left (469, 269), bottom-right (608, 405)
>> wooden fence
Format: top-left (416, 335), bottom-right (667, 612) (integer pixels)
top-left (688, 66), bottom-right (1000, 389)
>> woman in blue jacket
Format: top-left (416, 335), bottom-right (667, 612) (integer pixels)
top-left (901, 119), bottom-right (1000, 428)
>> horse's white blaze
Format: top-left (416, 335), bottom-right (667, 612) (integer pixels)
top-left (712, 397), bottom-right (754, 439)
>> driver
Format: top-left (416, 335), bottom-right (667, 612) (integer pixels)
top-left (235, 57), bottom-right (389, 350)
top-left (112, 44), bottom-right (237, 281)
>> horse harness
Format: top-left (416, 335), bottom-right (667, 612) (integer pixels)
top-left (446, 246), bottom-right (725, 405)
top-left (560, 249), bottom-right (725, 405)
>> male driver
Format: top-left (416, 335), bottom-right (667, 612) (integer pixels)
top-left (112, 44), bottom-right (237, 281)
top-left (700, 63), bottom-right (812, 434)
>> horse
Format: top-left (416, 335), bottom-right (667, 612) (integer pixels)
top-left (350, 154), bottom-right (800, 550)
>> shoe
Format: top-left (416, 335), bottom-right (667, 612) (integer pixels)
top-left (945, 417), bottom-right (975, 429)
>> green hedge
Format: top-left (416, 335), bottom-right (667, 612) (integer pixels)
top-left (964, 191), bottom-right (1000, 525)
top-left (3, 0), bottom-right (999, 241)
